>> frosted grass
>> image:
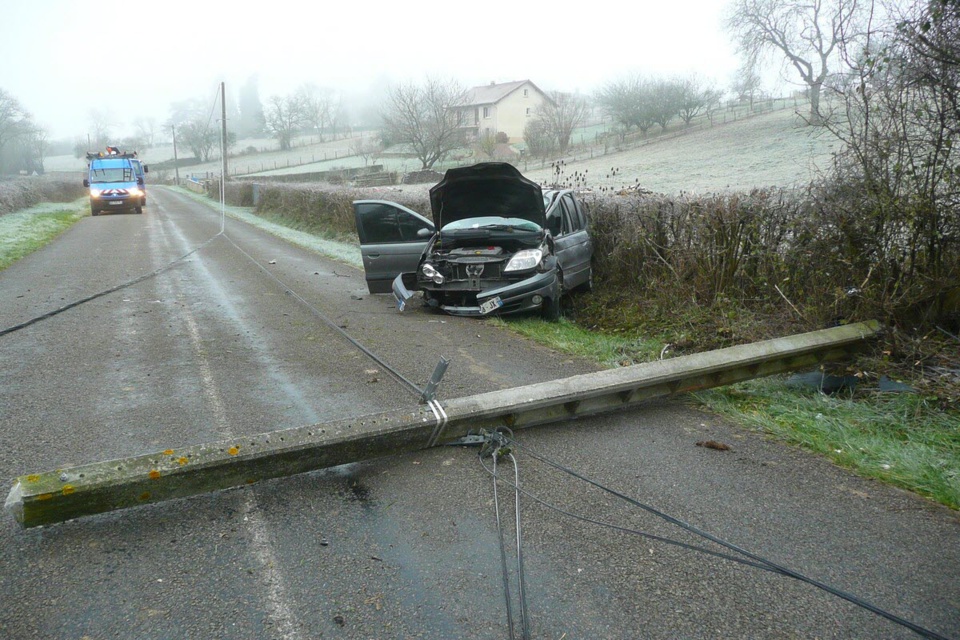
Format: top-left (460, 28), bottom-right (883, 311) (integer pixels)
top-left (0, 199), bottom-right (86, 270)
top-left (172, 187), bottom-right (363, 268)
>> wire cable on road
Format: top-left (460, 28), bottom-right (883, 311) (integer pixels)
top-left (0, 234), bottom-right (221, 339)
top-left (219, 232), bottom-right (425, 399)
top-left (494, 435), bottom-right (951, 640)
top-left (485, 430), bottom-right (531, 640)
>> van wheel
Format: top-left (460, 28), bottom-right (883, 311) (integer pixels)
top-left (135, 206), bottom-right (143, 215)
top-left (91, 206), bottom-right (99, 216)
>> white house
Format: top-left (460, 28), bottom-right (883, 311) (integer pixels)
top-left (454, 80), bottom-right (553, 143)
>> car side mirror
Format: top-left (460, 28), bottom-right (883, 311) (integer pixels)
top-left (143, 165), bottom-right (149, 173)
top-left (83, 179), bottom-right (89, 187)
top-left (137, 178), bottom-right (145, 186)
top-left (417, 228), bottom-right (433, 238)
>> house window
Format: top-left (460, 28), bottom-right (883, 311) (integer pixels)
top-left (526, 107), bottom-right (531, 116)
top-left (483, 106), bottom-right (490, 118)
top-left (523, 89), bottom-right (529, 97)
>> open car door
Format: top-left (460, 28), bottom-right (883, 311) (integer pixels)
top-left (353, 200), bottom-right (435, 294)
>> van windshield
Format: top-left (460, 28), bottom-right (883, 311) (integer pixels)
top-left (90, 168), bottom-right (133, 183)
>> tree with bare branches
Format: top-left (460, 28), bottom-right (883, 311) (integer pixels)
top-left (533, 92), bottom-right (589, 154)
top-left (0, 89), bottom-right (31, 161)
top-left (380, 78), bottom-right (466, 170)
top-left (726, 0), bottom-right (864, 124)
top-left (264, 94), bottom-right (306, 151)
top-left (297, 84), bottom-right (336, 140)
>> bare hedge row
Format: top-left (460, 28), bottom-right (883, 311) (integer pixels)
top-left (224, 180), bottom-right (958, 332)
top-left (0, 177), bottom-right (86, 216)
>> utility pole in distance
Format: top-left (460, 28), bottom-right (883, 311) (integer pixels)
top-left (220, 81), bottom-right (228, 178)
top-left (170, 124), bottom-right (180, 186)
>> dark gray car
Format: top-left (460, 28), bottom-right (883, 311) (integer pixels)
top-left (353, 163), bottom-right (593, 320)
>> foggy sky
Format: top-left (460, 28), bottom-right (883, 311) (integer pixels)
top-left (2, 0), bottom-right (745, 140)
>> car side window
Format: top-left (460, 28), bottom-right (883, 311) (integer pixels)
top-left (574, 198), bottom-right (588, 229)
top-left (560, 195), bottom-right (580, 233)
top-left (357, 203), bottom-right (405, 244)
top-left (545, 202), bottom-right (563, 236)
top-left (397, 211), bottom-right (433, 241)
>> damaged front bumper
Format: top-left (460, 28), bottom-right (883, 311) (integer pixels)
top-left (392, 271), bottom-right (558, 317)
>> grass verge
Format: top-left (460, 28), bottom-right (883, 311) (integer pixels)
top-left (0, 199), bottom-right (87, 271)
top-left (498, 313), bottom-right (959, 511)
top-left (695, 378), bottom-right (959, 509)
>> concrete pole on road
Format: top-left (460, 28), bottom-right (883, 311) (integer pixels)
top-left (5, 321), bottom-right (882, 528)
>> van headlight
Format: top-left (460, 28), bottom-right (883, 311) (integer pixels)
top-left (128, 188), bottom-right (142, 197)
top-left (504, 248), bottom-right (543, 272)
top-left (90, 189), bottom-right (101, 198)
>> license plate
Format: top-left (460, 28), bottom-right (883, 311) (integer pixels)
top-left (479, 296), bottom-right (503, 315)
top-left (109, 201), bottom-right (123, 206)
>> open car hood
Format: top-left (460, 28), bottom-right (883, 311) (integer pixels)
top-left (429, 163), bottom-right (545, 229)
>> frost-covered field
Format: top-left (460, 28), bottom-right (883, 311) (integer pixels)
top-left (522, 108), bottom-right (840, 195)
top-left (44, 108), bottom-right (838, 195)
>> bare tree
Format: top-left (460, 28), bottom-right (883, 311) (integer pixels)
top-left (133, 117), bottom-right (158, 148)
top-left (523, 118), bottom-right (556, 157)
top-left (818, 0), bottom-right (960, 316)
top-left (264, 94), bottom-right (305, 151)
top-left (731, 58), bottom-right (764, 109)
top-left (380, 78), bottom-right (465, 170)
top-left (351, 135), bottom-right (382, 166)
top-left (0, 88), bottom-right (31, 161)
top-left (727, 0), bottom-right (864, 124)
top-left (297, 84), bottom-right (335, 140)
top-left (596, 75), bottom-right (657, 134)
top-left (177, 120), bottom-right (218, 161)
top-left (88, 108), bottom-right (116, 148)
top-left (534, 92), bottom-right (589, 154)
top-left (676, 75), bottom-right (723, 125)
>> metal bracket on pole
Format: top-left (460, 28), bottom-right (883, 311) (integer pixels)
top-left (420, 357), bottom-right (450, 405)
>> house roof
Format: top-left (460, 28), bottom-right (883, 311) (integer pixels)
top-left (457, 80), bottom-right (550, 107)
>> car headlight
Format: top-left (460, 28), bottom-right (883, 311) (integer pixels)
top-left (90, 189), bottom-right (101, 198)
top-left (421, 263), bottom-right (444, 284)
top-left (504, 248), bottom-right (543, 272)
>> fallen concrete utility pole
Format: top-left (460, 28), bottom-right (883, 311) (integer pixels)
top-left (6, 321), bottom-right (880, 528)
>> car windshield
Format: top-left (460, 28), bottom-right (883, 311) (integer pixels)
top-left (90, 168), bottom-right (133, 183)
top-left (442, 216), bottom-right (541, 232)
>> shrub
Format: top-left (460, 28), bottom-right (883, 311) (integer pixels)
top-left (0, 177), bottom-right (86, 216)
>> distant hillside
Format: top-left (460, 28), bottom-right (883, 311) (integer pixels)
top-left (41, 107), bottom-right (840, 196)
top-left (522, 108), bottom-right (841, 195)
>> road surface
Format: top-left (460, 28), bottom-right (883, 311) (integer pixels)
top-left (0, 186), bottom-right (957, 639)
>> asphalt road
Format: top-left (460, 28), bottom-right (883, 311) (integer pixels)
top-left (0, 186), bottom-right (957, 639)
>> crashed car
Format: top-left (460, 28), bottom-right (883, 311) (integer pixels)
top-left (353, 162), bottom-right (593, 320)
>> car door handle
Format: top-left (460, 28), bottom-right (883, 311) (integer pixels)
top-left (368, 253), bottom-right (381, 259)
